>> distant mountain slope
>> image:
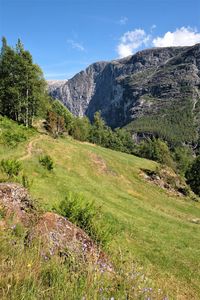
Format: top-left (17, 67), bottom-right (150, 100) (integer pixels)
top-left (48, 44), bottom-right (200, 144)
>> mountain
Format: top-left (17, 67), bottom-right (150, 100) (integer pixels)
top-left (48, 44), bottom-right (200, 144)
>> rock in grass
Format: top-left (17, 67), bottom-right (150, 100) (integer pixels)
top-left (0, 183), bottom-right (112, 272)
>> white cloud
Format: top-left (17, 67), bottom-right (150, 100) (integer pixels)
top-left (153, 27), bottom-right (200, 47)
top-left (119, 16), bottom-right (128, 25)
top-left (117, 29), bottom-right (150, 58)
top-left (67, 39), bottom-right (85, 51)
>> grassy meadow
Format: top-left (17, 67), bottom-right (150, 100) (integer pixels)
top-left (0, 117), bottom-right (200, 299)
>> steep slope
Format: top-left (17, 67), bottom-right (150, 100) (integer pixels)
top-left (48, 44), bottom-right (200, 144)
top-left (1, 117), bottom-right (200, 298)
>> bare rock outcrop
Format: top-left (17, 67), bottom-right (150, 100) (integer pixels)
top-left (0, 183), bottom-right (112, 271)
top-left (0, 183), bottom-right (37, 227)
top-left (48, 44), bottom-right (200, 143)
top-left (29, 212), bottom-right (112, 271)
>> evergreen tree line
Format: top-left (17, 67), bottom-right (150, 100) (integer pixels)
top-left (0, 37), bottom-right (48, 127)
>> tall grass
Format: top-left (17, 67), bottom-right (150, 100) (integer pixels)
top-left (0, 230), bottom-right (167, 300)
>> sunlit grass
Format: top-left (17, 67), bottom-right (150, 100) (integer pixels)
top-left (0, 118), bottom-right (200, 298)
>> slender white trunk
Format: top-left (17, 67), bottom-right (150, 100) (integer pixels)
top-left (26, 87), bottom-right (29, 127)
top-left (26, 74), bottom-right (29, 127)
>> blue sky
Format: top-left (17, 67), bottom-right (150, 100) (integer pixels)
top-left (1, 0), bottom-right (200, 80)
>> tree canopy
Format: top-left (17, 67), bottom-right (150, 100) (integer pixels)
top-left (0, 37), bottom-right (47, 126)
top-left (186, 156), bottom-right (200, 196)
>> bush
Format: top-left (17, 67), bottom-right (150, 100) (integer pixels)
top-left (45, 110), bottom-right (65, 138)
top-left (173, 146), bottom-right (193, 176)
top-left (0, 159), bottom-right (22, 178)
top-left (69, 117), bottom-right (91, 141)
top-left (56, 192), bottom-right (112, 247)
top-left (186, 156), bottom-right (200, 196)
top-left (51, 99), bottom-right (73, 130)
top-left (1, 131), bottom-right (27, 148)
top-left (0, 116), bottom-right (34, 148)
top-left (39, 155), bottom-right (54, 171)
top-left (137, 138), bottom-right (175, 169)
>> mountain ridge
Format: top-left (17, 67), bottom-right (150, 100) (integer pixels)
top-left (48, 44), bottom-right (200, 144)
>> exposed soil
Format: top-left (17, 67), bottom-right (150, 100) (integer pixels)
top-left (19, 135), bottom-right (43, 161)
top-left (89, 152), bottom-right (116, 176)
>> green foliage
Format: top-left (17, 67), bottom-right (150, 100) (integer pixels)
top-left (56, 192), bottom-right (112, 247)
top-left (89, 111), bottom-right (108, 145)
top-left (127, 98), bottom-right (197, 145)
top-left (186, 156), bottom-right (200, 196)
top-left (39, 155), bottom-right (54, 171)
top-left (111, 128), bottom-right (135, 153)
top-left (45, 100), bottom-right (73, 138)
top-left (88, 112), bottom-right (136, 153)
top-left (69, 116), bottom-right (91, 141)
top-left (173, 146), bottom-right (194, 176)
top-left (51, 99), bottom-right (73, 130)
top-left (0, 117), bottom-right (199, 297)
top-left (0, 37), bottom-right (48, 126)
top-left (1, 131), bottom-right (27, 148)
top-left (21, 174), bottom-right (33, 189)
top-left (0, 116), bottom-right (34, 147)
top-left (46, 110), bottom-right (65, 138)
top-left (0, 159), bottom-right (21, 178)
top-left (137, 138), bottom-right (175, 168)
top-left (0, 231), bottom-right (166, 300)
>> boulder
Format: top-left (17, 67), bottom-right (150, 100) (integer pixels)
top-left (0, 183), bottom-right (112, 271)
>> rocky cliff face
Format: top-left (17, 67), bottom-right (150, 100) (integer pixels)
top-left (48, 44), bottom-right (200, 143)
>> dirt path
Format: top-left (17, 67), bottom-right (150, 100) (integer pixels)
top-left (19, 135), bottom-right (43, 161)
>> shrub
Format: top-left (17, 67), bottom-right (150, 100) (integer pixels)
top-left (46, 110), bottom-right (65, 138)
top-left (56, 192), bottom-right (112, 247)
top-left (51, 99), bottom-right (73, 130)
top-left (186, 156), bottom-right (200, 196)
top-left (0, 159), bottom-right (22, 178)
top-left (0, 116), bottom-right (34, 148)
top-left (39, 155), bottom-right (54, 171)
top-left (69, 117), bottom-right (91, 141)
top-left (173, 146), bottom-right (193, 176)
top-left (137, 138), bottom-right (175, 169)
top-left (1, 131), bottom-right (27, 148)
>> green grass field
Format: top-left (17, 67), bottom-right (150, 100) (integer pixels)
top-left (1, 117), bottom-right (200, 299)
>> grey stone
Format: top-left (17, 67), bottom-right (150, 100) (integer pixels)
top-left (48, 44), bottom-right (200, 140)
